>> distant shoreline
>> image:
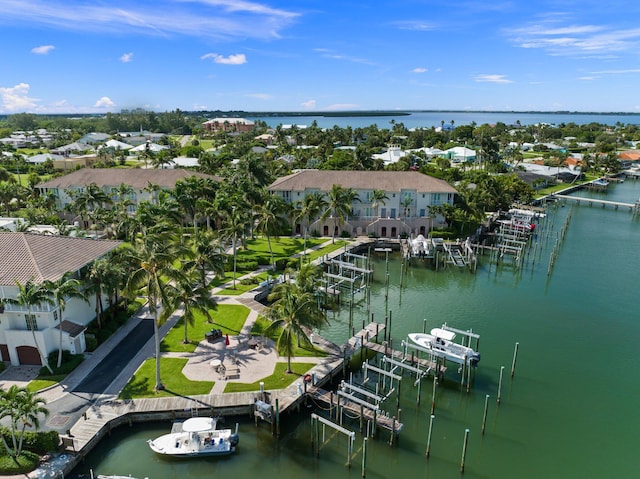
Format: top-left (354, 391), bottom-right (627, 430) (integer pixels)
top-left (2, 109), bottom-right (639, 120)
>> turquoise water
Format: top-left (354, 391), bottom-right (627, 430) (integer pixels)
top-left (74, 181), bottom-right (640, 479)
top-left (251, 111), bottom-right (640, 129)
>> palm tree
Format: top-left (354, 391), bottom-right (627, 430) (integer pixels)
top-left (43, 274), bottom-right (87, 368)
top-left (0, 386), bottom-right (48, 463)
top-left (66, 182), bottom-right (113, 229)
top-left (7, 279), bottom-right (54, 374)
top-left (162, 268), bottom-right (217, 344)
top-left (254, 191), bottom-right (289, 270)
top-left (218, 198), bottom-right (249, 289)
top-left (321, 184), bottom-right (360, 242)
top-left (370, 189), bottom-right (389, 219)
top-left (293, 192), bottom-right (326, 257)
top-left (183, 230), bottom-right (226, 287)
top-left (125, 230), bottom-right (178, 390)
top-left (265, 281), bottom-right (328, 373)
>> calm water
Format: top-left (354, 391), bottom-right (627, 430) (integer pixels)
top-left (74, 180), bottom-right (640, 479)
top-left (251, 111), bottom-right (640, 129)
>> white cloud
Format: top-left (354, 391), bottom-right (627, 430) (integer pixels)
top-left (474, 74), bottom-right (513, 84)
top-left (31, 45), bottom-right (55, 55)
top-left (94, 96), bottom-right (115, 108)
top-left (201, 53), bottom-right (247, 65)
top-left (0, 1), bottom-right (300, 41)
top-left (507, 20), bottom-right (640, 57)
top-left (246, 93), bottom-right (272, 100)
top-left (393, 20), bottom-right (437, 31)
top-left (412, 68), bottom-right (427, 73)
top-left (120, 52), bottom-right (133, 63)
top-left (0, 83), bottom-right (40, 112)
top-left (301, 99), bottom-right (316, 109)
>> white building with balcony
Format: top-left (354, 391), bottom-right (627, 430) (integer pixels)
top-left (269, 170), bottom-right (457, 238)
top-left (0, 233), bottom-right (121, 366)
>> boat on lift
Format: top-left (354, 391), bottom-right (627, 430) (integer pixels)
top-left (148, 417), bottom-right (239, 458)
top-left (408, 328), bottom-right (481, 367)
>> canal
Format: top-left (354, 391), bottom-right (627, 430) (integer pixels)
top-left (73, 179), bottom-right (640, 479)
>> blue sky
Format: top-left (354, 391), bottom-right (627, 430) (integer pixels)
top-left (1, 0), bottom-right (640, 114)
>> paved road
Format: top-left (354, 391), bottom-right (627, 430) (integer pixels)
top-left (44, 319), bottom-right (154, 433)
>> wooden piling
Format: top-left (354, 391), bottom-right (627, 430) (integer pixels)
top-left (426, 414), bottom-right (435, 458)
top-left (482, 394), bottom-right (489, 435)
top-left (460, 428), bottom-right (470, 473)
top-left (511, 342), bottom-right (519, 378)
top-left (497, 366), bottom-right (504, 405)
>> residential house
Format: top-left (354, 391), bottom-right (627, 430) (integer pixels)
top-left (35, 168), bottom-right (221, 227)
top-left (202, 118), bottom-right (255, 133)
top-left (443, 146), bottom-right (476, 163)
top-left (269, 170), bottom-right (457, 238)
top-left (0, 232), bottom-right (121, 366)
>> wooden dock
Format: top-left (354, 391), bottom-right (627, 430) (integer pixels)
top-left (554, 194), bottom-right (638, 211)
top-left (307, 386), bottom-right (403, 434)
top-left (362, 341), bottom-right (446, 376)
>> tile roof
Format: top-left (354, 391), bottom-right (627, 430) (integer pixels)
top-left (55, 320), bottom-right (86, 338)
top-left (35, 168), bottom-right (221, 190)
top-left (0, 233), bottom-right (121, 286)
top-left (269, 170), bottom-right (457, 193)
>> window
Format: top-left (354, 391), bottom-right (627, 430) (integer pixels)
top-left (53, 310), bottom-right (59, 322)
top-left (420, 209), bottom-right (426, 217)
top-left (25, 314), bottom-right (38, 331)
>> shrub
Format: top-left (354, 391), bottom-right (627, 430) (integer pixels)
top-left (239, 277), bottom-right (259, 286)
top-left (340, 230), bottom-right (351, 238)
top-left (0, 427), bottom-right (59, 455)
top-left (85, 334), bottom-right (98, 352)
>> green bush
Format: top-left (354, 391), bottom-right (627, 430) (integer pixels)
top-left (85, 334), bottom-right (98, 352)
top-left (0, 362), bottom-right (6, 374)
top-left (236, 260), bottom-right (259, 271)
top-left (0, 427), bottom-right (59, 455)
top-left (340, 230), bottom-right (351, 238)
top-left (40, 352), bottom-right (84, 376)
top-left (239, 277), bottom-right (260, 286)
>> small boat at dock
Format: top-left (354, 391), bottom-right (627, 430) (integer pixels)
top-left (147, 417), bottom-right (239, 458)
top-left (408, 328), bottom-right (481, 367)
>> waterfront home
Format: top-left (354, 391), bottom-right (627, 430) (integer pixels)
top-left (202, 118), bottom-right (255, 133)
top-left (0, 232), bottom-right (120, 366)
top-left (269, 169), bottom-right (457, 238)
top-left (35, 168), bottom-right (221, 226)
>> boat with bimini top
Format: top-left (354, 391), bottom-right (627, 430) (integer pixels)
top-left (408, 327), bottom-right (481, 367)
top-left (147, 417), bottom-right (239, 458)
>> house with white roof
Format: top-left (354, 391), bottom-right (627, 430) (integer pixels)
top-left (0, 233), bottom-right (121, 366)
top-left (372, 145), bottom-right (410, 166)
top-left (269, 170), bottom-right (457, 238)
top-left (443, 146), bottom-right (476, 163)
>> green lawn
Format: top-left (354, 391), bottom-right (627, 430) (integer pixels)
top-left (224, 362), bottom-right (313, 393)
top-left (251, 317), bottom-right (328, 358)
top-left (119, 357), bottom-right (214, 399)
top-left (235, 236), bottom-right (327, 264)
top-left (304, 240), bottom-right (349, 262)
top-left (161, 304), bottom-right (250, 353)
top-left (26, 377), bottom-right (64, 392)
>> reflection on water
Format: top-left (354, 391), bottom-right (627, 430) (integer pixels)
top-left (73, 182), bottom-right (640, 479)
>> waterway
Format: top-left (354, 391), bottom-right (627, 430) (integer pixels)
top-left (72, 180), bottom-right (640, 479)
top-left (250, 111), bottom-right (640, 129)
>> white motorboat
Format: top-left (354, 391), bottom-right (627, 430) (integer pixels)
top-left (408, 328), bottom-right (481, 367)
top-left (148, 417), bottom-right (239, 458)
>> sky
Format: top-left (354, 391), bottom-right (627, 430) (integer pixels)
top-left (1, 0), bottom-right (640, 114)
